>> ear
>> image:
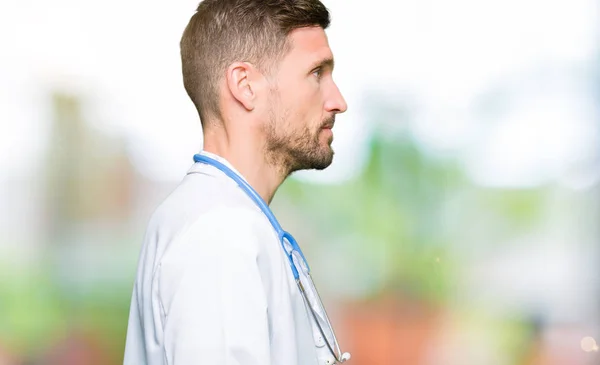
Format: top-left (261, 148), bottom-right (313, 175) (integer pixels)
top-left (226, 61), bottom-right (257, 111)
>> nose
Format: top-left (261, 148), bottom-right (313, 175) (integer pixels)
top-left (325, 80), bottom-right (348, 115)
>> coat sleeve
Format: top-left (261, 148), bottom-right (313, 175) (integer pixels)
top-left (157, 207), bottom-right (272, 365)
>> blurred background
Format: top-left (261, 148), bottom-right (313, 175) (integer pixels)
top-left (1, 0), bottom-right (599, 364)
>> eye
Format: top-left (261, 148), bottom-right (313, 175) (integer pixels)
top-left (312, 67), bottom-right (323, 79)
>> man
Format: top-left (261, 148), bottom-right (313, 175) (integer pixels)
top-left (123, 0), bottom-right (348, 364)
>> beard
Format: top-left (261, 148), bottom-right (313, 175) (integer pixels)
top-left (264, 112), bottom-right (335, 176)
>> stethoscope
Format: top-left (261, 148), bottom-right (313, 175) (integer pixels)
top-left (193, 153), bottom-right (350, 364)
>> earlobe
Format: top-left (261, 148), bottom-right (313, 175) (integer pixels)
top-left (226, 62), bottom-right (255, 111)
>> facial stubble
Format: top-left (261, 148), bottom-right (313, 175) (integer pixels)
top-left (264, 108), bottom-right (335, 177)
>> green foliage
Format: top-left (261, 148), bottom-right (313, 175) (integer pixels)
top-left (280, 129), bottom-right (547, 305)
top-left (0, 253), bottom-right (132, 361)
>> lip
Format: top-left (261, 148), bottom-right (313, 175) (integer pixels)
top-left (321, 127), bottom-right (333, 137)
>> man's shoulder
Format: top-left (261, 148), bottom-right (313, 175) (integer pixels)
top-left (148, 171), bottom-right (254, 229)
top-left (145, 172), bottom-right (276, 255)
top-left (184, 205), bottom-right (274, 251)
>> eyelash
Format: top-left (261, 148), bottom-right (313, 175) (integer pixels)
top-left (312, 68), bottom-right (323, 79)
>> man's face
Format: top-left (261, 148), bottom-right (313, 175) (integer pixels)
top-left (263, 26), bottom-right (347, 174)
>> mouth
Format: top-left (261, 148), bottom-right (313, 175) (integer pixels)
top-left (321, 120), bottom-right (335, 129)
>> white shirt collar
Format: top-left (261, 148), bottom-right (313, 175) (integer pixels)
top-left (187, 150), bottom-right (249, 184)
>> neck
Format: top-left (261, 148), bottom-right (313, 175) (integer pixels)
top-left (202, 127), bottom-right (286, 205)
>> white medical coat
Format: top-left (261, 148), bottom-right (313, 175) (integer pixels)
top-left (123, 151), bottom-right (323, 365)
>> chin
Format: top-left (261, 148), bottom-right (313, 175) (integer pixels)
top-left (312, 160), bottom-right (333, 171)
top-left (288, 148), bottom-right (333, 172)
top-left (310, 149), bottom-right (334, 170)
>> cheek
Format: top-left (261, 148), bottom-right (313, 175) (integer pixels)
top-left (276, 80), bottom-right (323, 129)
top-left (298, 86), bottom-right (323, 114)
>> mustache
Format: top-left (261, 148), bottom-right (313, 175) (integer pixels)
top-left (321, 116), bottom-right (336, 129)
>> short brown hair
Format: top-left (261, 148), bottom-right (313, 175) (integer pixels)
top-left (180, 0), bottom-right (330, 125)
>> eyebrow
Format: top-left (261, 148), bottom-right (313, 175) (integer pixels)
top-left (310, 57), bottom-right (335, 72)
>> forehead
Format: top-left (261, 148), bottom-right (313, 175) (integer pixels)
top-left (282, 27), bottom-right (333, 67)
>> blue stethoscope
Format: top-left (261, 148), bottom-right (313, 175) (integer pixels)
top-left (193, 153), bottom-right (308, 279)
top-left (193, 153), bottom-right (350, 364)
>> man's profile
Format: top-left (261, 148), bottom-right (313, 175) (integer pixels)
top-left (123, 0), bottom-right (348, 364)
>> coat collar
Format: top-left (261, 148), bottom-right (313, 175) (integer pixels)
top-left (186, 150), bottom-right (249, 184)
